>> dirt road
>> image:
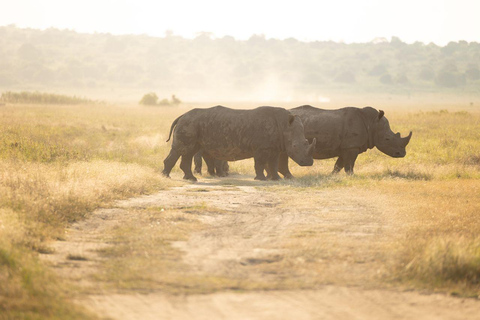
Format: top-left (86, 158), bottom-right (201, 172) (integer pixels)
top-left (42, 175), bottom-right (480, 320)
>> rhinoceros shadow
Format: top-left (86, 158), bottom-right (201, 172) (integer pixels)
top-left (192, 173), bottom-right (272, 187)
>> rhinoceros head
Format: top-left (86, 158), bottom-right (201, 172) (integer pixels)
top-left (373, 110), bottom-right (412, 158)
top-left (284, 115), bottom-right (316, 166)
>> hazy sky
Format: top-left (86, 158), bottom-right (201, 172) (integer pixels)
top-left (1, 0), bottom-right (479, 45)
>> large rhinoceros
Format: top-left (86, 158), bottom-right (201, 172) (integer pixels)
top-left (162, 105), bottom-right (316, 181)
top-left (277, 105), bottom-right (412, 177)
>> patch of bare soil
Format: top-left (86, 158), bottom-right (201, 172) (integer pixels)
top-left (41, 175), bottom-right (480, 320)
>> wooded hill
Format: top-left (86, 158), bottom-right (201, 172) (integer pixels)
top-left (1, 25), bottom-right (479, 101)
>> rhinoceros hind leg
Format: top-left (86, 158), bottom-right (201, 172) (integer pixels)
top-left (180, 152), bottom-right (198, 181)
top-left (163, 149), bottom-right (181, 178)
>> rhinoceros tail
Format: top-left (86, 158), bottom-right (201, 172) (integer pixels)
top-left (166, 115), bottom-right (182, 142)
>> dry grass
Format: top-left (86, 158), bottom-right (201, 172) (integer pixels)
top-left (381, 180), bottom-right (480, 296)
top-left (1, 100), bottom-right (480, 318)
top-left (0, 103), bottom-right (182, 319)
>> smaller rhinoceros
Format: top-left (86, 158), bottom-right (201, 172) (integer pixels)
top-left (278, 105), bottom-right (412, 177)
top-left (162, 106), bottom-right (316, 181)
top-left (194, 150), bottom-right (230, 177)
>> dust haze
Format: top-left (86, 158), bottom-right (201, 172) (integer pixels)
top-left (1, 25), bottom-right (479, 103)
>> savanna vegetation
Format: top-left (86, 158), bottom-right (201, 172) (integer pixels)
top-left (0, 24), bottom-right (479, 319)
top-left (0, 103), bottom-right (181, 319)
top-left (0, 98), bottom-right (479, 318)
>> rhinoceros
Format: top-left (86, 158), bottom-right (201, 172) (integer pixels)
top-left (162, 105), bottom-right (316, 181)
top-left (194, 150), bottom-right (230, 177)
top-left (277, 105), bottom-right (412, 177)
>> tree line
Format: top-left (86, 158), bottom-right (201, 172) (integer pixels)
top-left (0, 25), bottom-right (479, 100)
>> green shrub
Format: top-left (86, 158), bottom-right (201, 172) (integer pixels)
top-left (139, 92), bottom-right (159, 105)
top-left (139, 93), bottom-right (181, 106)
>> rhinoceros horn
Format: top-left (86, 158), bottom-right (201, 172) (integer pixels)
top-left (308, 138), bottom-right (317, 155)
top-left (401, 131), bottom-right (412, 147)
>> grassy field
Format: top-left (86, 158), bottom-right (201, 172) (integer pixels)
top-left (0, 103), bottom-right (180, 319)
top-left (0, 98), bottom-right (479, 318)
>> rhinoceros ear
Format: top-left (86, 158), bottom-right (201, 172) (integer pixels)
top-left (288, 114), bottom-right (295, 125)
top-left (378, 110), bottom-right (385, 119)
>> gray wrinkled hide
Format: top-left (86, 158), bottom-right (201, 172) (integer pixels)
top-left (278, 105), bottom-right (412, 177)
top-left (194, 150), bottom-right (229, 177)
top-left (163, 106), bottom-right (315, 181)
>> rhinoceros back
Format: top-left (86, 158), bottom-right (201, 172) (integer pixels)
top-left (174, 106), bottom-right (288, 161)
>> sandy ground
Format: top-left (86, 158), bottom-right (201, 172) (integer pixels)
top-left (41, 175), bottom-right (480, 320)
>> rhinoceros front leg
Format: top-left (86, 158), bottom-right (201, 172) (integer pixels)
top-left (214, 159), bottom-right (228, 177)
top-left (253, 150), bottom-right (270, 181)
top-left (278, 151), bottom-right (294, 179)
top-left (332, 156), bottom-right (344, 174)
top-left (335, 148), bottom-right (359, 175)
top-left (265, 155), bottom-right (281, 180)
top-left (193, 151), bottom-right (203, 175)
top-left (204, 156), bottom-right (216, 176)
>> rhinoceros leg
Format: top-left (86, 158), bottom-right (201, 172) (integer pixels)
top-left (266, 156), bottom-right (281, 180)
top-left (179, 150), bottom-right (199, 181)
top-left (253, 150), bottom-right (270, 180)
top-left (222, 161), bottom-right (230, 176)
top-left (193, 151), bottom-right (203, 175)
top-left (335, 148), bottom-right (359, 175)
top-left (332, 156), bottom-right (344, 174)
top-left (254, 160), bottom-right (267, 180)
top-left (278, 152), bottom-right (294, 179)
top-left (344, 152), bottom-right (358, 175)
top-left (199, 154), bottom-right (215, 176)
top-left (214, 159), bottom-right (228, 177)
top-left (162, 149), bottom-right (181, 178)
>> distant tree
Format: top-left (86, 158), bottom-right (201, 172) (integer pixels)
top-left (139, 93), bottom-right (181, 106)
top-left (390, 36), bottom-right (405, 48)
top-left (435, 71), bottom-right (465, 87)
top-left (466, 64), bottom-right (480, 81)
top-left (368, 64), bottom-right (388, 76)
top-left (139, 92), bottom-right (159, 105)
top-left (248, 34), bottom-right (267, 46)
top-left (17, 43), bottom-right (43, 62)
top-left (441, 62), bottom-right (458, 73)
top-left (157, 98), bottom-right (169, 106)
top-left (419, 65), bottom-right (435, 81)
top-left (441, 42), bottom-right (458, 56)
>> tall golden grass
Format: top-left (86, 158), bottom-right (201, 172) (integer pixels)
top-left (0, 101), bottom-right (479, 318)
top-left (0, 104), bottom-right (181, 319)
